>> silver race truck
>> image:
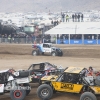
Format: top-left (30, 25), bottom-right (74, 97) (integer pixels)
top-left (32, 43), bottom-right (63, 56)
top-left (0, 69), bottom-right (32, 100)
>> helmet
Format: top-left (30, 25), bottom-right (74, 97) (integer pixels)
top-left (89, 66), bottom-right (93, 70)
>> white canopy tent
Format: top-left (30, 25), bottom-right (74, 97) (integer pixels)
top-left (45, 22), bottom-right (100, 34)
top-left (44, 22), bottom-right (100, 44)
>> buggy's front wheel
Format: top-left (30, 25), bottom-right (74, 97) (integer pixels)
top-left (37, 84), bottom-right (53, 100)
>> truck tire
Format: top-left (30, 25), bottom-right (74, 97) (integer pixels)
top-left (23, 83), bottom-right (31, 96)
top-left (59, 51), bottom-right (63, 56)
top-left (51, 52), bottom-right (57, 56)
top-left (32, 50), bottom-right (38, 56)
top-left (37, 84), bottom-right (53, 100)
top-left (42, 52), bottom-right (44, 55)
top-left (10, 90), bottom-right (26, 100)
top-left (80, 92), bottom-right (97, 100)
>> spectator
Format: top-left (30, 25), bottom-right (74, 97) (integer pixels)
top-left (26, 35), bottom-right (29, 43)
top-left (88, 35), bottom-right (91, 40)
top-left (8, 35), bottom-right (11, 43)
top-left (14, 34), bottom-right (17, 43)
top-left (81, 14), bottom-right (84, 22)
top-left (44, 34), bottom-right (51, 43)
top-left (66, 15), bottom-right (69, 22)
top-left (53, 35), bottom-right (56, 44)
top-left (62, 13), bottom-right (65, 22)
top-left (75, 13), bottom-right (77, 22)
top-left (77, 14), bottom-right (80, 22)
top-left (72, 14), bottom-right (75, 22)
top-left (56, 20), bottom-right (59, 25)
top-left (54, 20), bottom-right (57, 26)
top-left (4, 34), bottom-right (7, 43)
top-left (92, 35), bottom-right (94, 40)
top-left (57, 34), bottom-right (59, 39)
top-left (51, 20), bottom-right (53, 25)
top-left (32, 34), bottom-right (35, 43)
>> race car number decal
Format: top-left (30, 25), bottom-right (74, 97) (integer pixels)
top-left (44, 49), bottom-right (50, 52)
top-left (61, 83), bottom-right (74, 90)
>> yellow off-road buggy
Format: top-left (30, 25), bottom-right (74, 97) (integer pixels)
top-left (37, 66), bottom-right (100, 100)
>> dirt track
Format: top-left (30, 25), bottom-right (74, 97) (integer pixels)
top-left (0, 44), bottom-right (100, 100)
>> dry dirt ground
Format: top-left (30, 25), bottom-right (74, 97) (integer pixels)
top-left (0, 43), bottom-right (100, 100)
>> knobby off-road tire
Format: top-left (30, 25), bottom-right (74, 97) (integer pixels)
top-left (32, 50), bottom-right (39, 56)
top-left (59, 51), bottom-right (63, 57)
top-left (51, 51), bottom-right (57, 56)
top-left (37, 84), bottom-right (53, 100)
top-left (10, 89), bottom-right (26, 100)
top-left (80, 92), bottom-right (97, 100)
top-left (42, 52), bottom-right (44, 55)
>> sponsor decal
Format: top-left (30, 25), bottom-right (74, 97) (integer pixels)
top-left (61, 83), bottom-right (74, 90)
top-left (87, 41), bottom-right (93, 43)
top-left (74, 41), bottom-right (79, 43)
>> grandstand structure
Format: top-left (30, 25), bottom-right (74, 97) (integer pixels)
top-left (45, 22), bottom-right (100, 44)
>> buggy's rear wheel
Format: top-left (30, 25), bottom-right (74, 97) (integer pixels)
top-left (51, 52), bottom-right (57, 56)
top-left (10, 90), bottom-right (26, 100)
top-left (80, 92), bottom-right (97, 100)
top-left (32, 50), bottom-right (38, 56)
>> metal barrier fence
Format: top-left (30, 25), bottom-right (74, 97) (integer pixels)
top-left (1, 38), bottom-right (99, 44)
top-left (0, 38), bottom-right (56, 44)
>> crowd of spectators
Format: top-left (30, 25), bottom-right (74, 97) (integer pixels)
top-left (57, 34), bottom-right (68, 39)
top-left (57, 34), bottom-right (82, 40)
top-left (43, 34), bottom-right (51, 43)
top-left (0, 33), bottom-right (36, 43)
top-left (61, 13), bottom-right (84, 22)
top-left (84, 34), bottom-right (97, 39)
top-left (51, 20), bottom-right (61, 26)
top-left (57, 34), bottom-right (99, 40)
top-left (72, 13), bottom-right (84, 22)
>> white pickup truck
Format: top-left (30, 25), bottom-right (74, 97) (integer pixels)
top-left (32, 43), bottom-right (63, 56)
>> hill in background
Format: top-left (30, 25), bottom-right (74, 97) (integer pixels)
top-left (0, 0), bottom-right (100, 12)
